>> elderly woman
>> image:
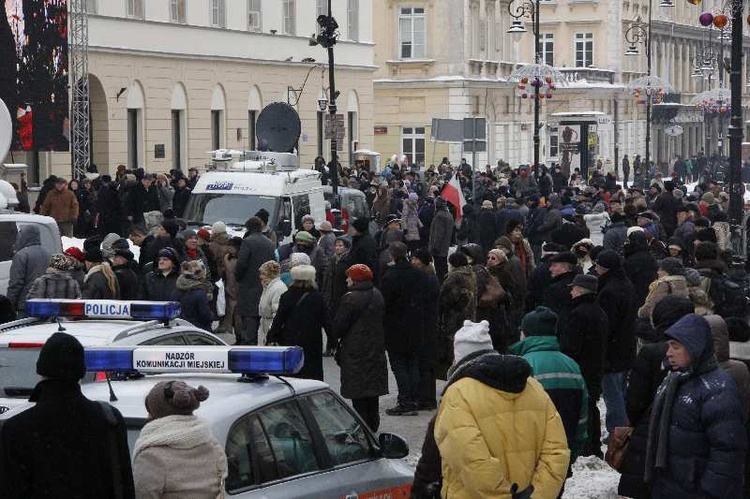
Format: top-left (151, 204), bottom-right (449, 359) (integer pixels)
top-left (637, 257), bottom-right (689, 321)
top-left (267, 265), bottom-right (330, 381)
top-left (258, 260), bottom-right (287, 346)
top-left (332, 264), bottom-right (388, 431)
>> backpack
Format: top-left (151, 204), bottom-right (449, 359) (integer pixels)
top-left (707, 273), bottom-right (750, 320)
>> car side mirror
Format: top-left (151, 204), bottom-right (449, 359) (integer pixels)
top-left (378, 432), bottom-right (409, 459)
top-left (277, 219), bottom-right (292, 237)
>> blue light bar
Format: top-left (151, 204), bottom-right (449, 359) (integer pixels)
top-left (25, 299), bottom-right (180, 321)
top-left (84, 346), bottom-right (305, 376)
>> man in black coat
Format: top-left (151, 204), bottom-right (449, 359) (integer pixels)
top-left (380, 241), bottom-right (425, 415)
top-left (477, 201), bottom-right (499, 255)
top-left (595, 249), bottom-right (637, 436)
top-left (541, 251), bottom-right (578, 344)
top-left (566, 274), bottom-right (608, 458)
top-left (236, 217), bottom-right (276, 345)
top-left (349, 217), bottom-right (378, 273)
top-left (651, 180), bottom-right (679, 237)
top-left (126, 175), bottom-right (160, 225)
top-left (111, 248), bottom-right (139, 300)
top-left (0, 333), bottom-right (135, 498)
top-left (526, 242), bottom-right (566, 311)
top-left (411, 249), bottom-right (441, 410)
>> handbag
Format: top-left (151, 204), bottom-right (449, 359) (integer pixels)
top-left (605, 426), bottom-right (634, 471)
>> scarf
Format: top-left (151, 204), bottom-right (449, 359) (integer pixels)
top-left (133, 415), bottom-right (213, 460)
top-left (185, 247), bottom-right (198, 260)
top-left (644, 354), bottom-right (718, 483)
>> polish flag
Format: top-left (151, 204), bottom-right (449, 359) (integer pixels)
top-left (440, 175), bottom-right (465, 227)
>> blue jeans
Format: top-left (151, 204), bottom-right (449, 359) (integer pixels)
top-left (601, 371), bottom-right (628, 435)
top-left (389, 351), bottom-right (420, 408)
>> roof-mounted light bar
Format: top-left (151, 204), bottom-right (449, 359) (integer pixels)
top-left (25, 299), bottom-right (180, 321)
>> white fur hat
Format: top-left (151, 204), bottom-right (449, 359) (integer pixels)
top-left (627, 226), bottom-right (645, 237)
top-left (290, 264), bottom-right (316, 283)
top-left (211, 221), bottom-right (227, 235)
top-left (453, 320), bottom-right (493, 364)
top-left (290, 252), bottom-right (312, 268)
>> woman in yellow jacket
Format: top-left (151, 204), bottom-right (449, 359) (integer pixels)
top-left (434, 320), bottom-right (570, 498)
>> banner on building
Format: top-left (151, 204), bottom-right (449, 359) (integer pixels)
top-left (1, 0), bottom-right (70, 152)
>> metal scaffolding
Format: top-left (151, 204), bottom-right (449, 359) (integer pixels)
top-left (70, 0), bottom-right (90, 179)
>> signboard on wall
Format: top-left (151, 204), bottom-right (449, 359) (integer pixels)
top-left (1, 0), bottom-right (70, 151)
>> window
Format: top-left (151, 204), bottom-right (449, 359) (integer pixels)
top-left (402, 126), bottom-right (425, 166)
top-left (211, 110), bottom-right (224, 150)
top-left (248, 0), bottom-right (262, 31)
top-left (170, 0), bottom-right (186, 23)
top-left (225, 402), bottom-right (320, 492)
top-left (541, 33), bottom-right (554, 66)
top-left (211, 0), bottom-right (226, 28)
top-left (574, 32), bottom-right (593, 67)
top-left (171, 110), bottom-right (183, 169)
top-left (283, 0), bottom-right (296, 35)
top-left (305, 392), bottom-right (374, 465)
top-left (316, 0), bottom-right (326, 17)
top-left (185, 333), bottom-right (223, 345)
top-left (549, 126), bottom-right (559, 158)
top-left (248, 110), bottom-right (257, 150)
top-left (86, 0), bottom-right (97, 14)
top-left (348, 111), bottom-right (357, 165)
top-left (292, 194), bottom-right (311, 229)
top-left (142, 334), bottom-right (188, 345)
top-left (127, 108), bottom-right (141, 168)
top-left (399, 7), bottom-right (425, 59)
top-left (126, 0), bottom-right (144, 19)
top-left (348, 0), bottom-right (359, 41)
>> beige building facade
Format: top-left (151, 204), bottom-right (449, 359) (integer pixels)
top-left (10, 0), bottom-right (376, 181)
top-left (373, 0), bottom-right (750, 173)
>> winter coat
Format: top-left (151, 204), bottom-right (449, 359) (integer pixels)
top-left (529, 207), bottom-right (561, 247)
top-left (376, 229), bottom-right (405, 284)
top-left (582, 212), bottom-right (610, 247)
top-left (0, 379), bottom-right (135, 499)
top-left (208, 232), bottom-right (229, 277)
top-left (318, 232), bottom-right (336, 263)
top-left (429, 208), bottom-right (454, 257)
top-left (380, 259), bottom-right (426, 354)
top-left (550, 221), bottom-right (589, 250)
top-left (139, 269), bottom-right (178, 301)
top-left (7, 225), bottom-right (52, 311)
top-left (478, 209), bottom-right (498, 254)
top-left (541, 271), bottom-right (577, 343)
top-left (651, 192), bottom-right (679, 236)
top-left (267, 286), bottom-right (329, 381)
top-left (565, 293), bottom-right (608, 395)
top-left (322, 251), bottom-right (351, 320)
top-left (436, 266), bottom-right (477, 377)
top-left (154, 183), bottom-right (174, 213)
top-left (602, 221), bottom-right (628, 253)
top-left (113, 264), bottom-right (139, 300)
top-left (332, 281), bottom-right (389, 399)
top-left (26, 269), bottom-right (81, 301)
top-left (258, 277), bottom-right (287, 340)
top-left (41, 187), bottom-right (79, 224)
top-left (133, 415), bottom-right (227, 499)
top-left (526, 257), bottom-right (553, 312)
top-left (348, 232), bottom-right (378, 272)
top-left (236, 232), bottom-right (276, 317)
top-left (126, 183), bottom-right (160, 223)
top-left (171, 186), bottom-right (191, 218)
top-left (647, 316), bottom-right (746, 499)
top-left (705, 314), bottom-right (750, 420)
top-left (172, 276), bottom-right (213, 332)
top-left (435, 352), bottom-right (569, 499)
top-left (402, 198), bottom-right (422, 242)
top-left (624, 242), bottom-right (658, 308)
top-left (637, 275), bottom-right (689, 320)
top-left (95, 182), bottom-right (123, 236)
top-left (598, 268), bottom-right (637, 373)
top-left (509, 335), bottom-right (588, 462)
top-left (456, 205), bottom-right (479, 245)
top-left (83, 263), bottom-right (119, 299)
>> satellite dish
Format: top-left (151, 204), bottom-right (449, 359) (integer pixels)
top-left (0, 99), bottom-right (11, 163)
top-left (255, 102), bottom-right (301, 153)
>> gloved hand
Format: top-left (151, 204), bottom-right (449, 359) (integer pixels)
top-left (510, 483), bottom-right (534, 499)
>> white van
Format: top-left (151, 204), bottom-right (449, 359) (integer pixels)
top-left (182, 164), bottom-right (326, 245)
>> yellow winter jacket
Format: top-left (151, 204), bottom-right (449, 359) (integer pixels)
top-left (435, 375), bottom-right (570, 498)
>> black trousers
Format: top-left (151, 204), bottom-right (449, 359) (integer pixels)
top-left (434, 256), bottom-right (448, 284)
top-left (352, 397), bottom-right (380, 432)
top-left (239, 315), bottom-right (260, 345)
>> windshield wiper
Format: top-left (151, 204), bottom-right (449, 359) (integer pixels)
top-left (3, 387), bottom-right (34, 397)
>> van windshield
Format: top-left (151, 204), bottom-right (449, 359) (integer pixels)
top-left (183, 194), bottom-right (280, 228)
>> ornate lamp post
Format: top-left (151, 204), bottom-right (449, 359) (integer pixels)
top-left (624, 19), bottom-right (652, 169)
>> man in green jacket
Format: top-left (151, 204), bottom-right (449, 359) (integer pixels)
top-left (510, 306), bottom-right (588, 464)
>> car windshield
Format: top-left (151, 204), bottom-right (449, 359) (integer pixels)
top-left (183, 194), bottom-right (279, 228)
top-left (0, 348), bottom-right (42, 397)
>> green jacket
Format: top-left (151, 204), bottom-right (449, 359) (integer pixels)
top-left (510, 335), bottom-right (588, 461)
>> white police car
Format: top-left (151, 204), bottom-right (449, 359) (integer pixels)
top-left (0, 299), bottom-right (226, 413)
top-left (0, 345), bottom-right (414, 498)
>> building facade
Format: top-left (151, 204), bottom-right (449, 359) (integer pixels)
top-left (373, 0), bottom-right (750, 174)
top-left (11, 0), bottom-right (375, 181)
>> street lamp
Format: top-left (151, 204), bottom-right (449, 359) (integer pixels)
top-left (508, 0), bottom-right (542, 169)
top-left (624, 20), bottom-right (652, 169)
top-left (309, 0), bottom-right (340, 205)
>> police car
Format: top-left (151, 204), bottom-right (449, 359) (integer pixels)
top-left (1, 344), bottom-right (415, 498)
top-left (0, 299), bottom-right (227, 413)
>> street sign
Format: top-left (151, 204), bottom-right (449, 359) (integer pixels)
top-left (463, 140), bottom-right (487, 152)
top-left (325, 114), bottom-right (345, 139)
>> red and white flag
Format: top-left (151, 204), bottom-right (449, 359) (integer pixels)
top-left (440, 175), bottom-right (466, 227)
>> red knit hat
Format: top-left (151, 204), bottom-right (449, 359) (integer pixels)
top-left (346, 264), bottom-right (373, 283)
top-left (64, 246), bottom-right (85, 263)
top-left (197, 228), bottom-right (211, 241)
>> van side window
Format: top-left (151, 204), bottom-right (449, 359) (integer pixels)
top-left (0, 222), bottom-right (18, 261)
top-left (292, 194), bottom-right (310, 229)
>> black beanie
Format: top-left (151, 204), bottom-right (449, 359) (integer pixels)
top-left (651, 295), bottom-right (694, 332)
top-left (351, 218), bottom-right (369, 234)
top-left (522, 306), bottom-right (559, 336)
top-left (36, 332), bottom-right (86, 380)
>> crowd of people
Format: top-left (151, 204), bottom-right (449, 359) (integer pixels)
top-left (3, 155), bottom-right (750, 498)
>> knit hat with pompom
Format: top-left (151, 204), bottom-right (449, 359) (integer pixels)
top-left (145, 380), bottom-right (210, 419)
